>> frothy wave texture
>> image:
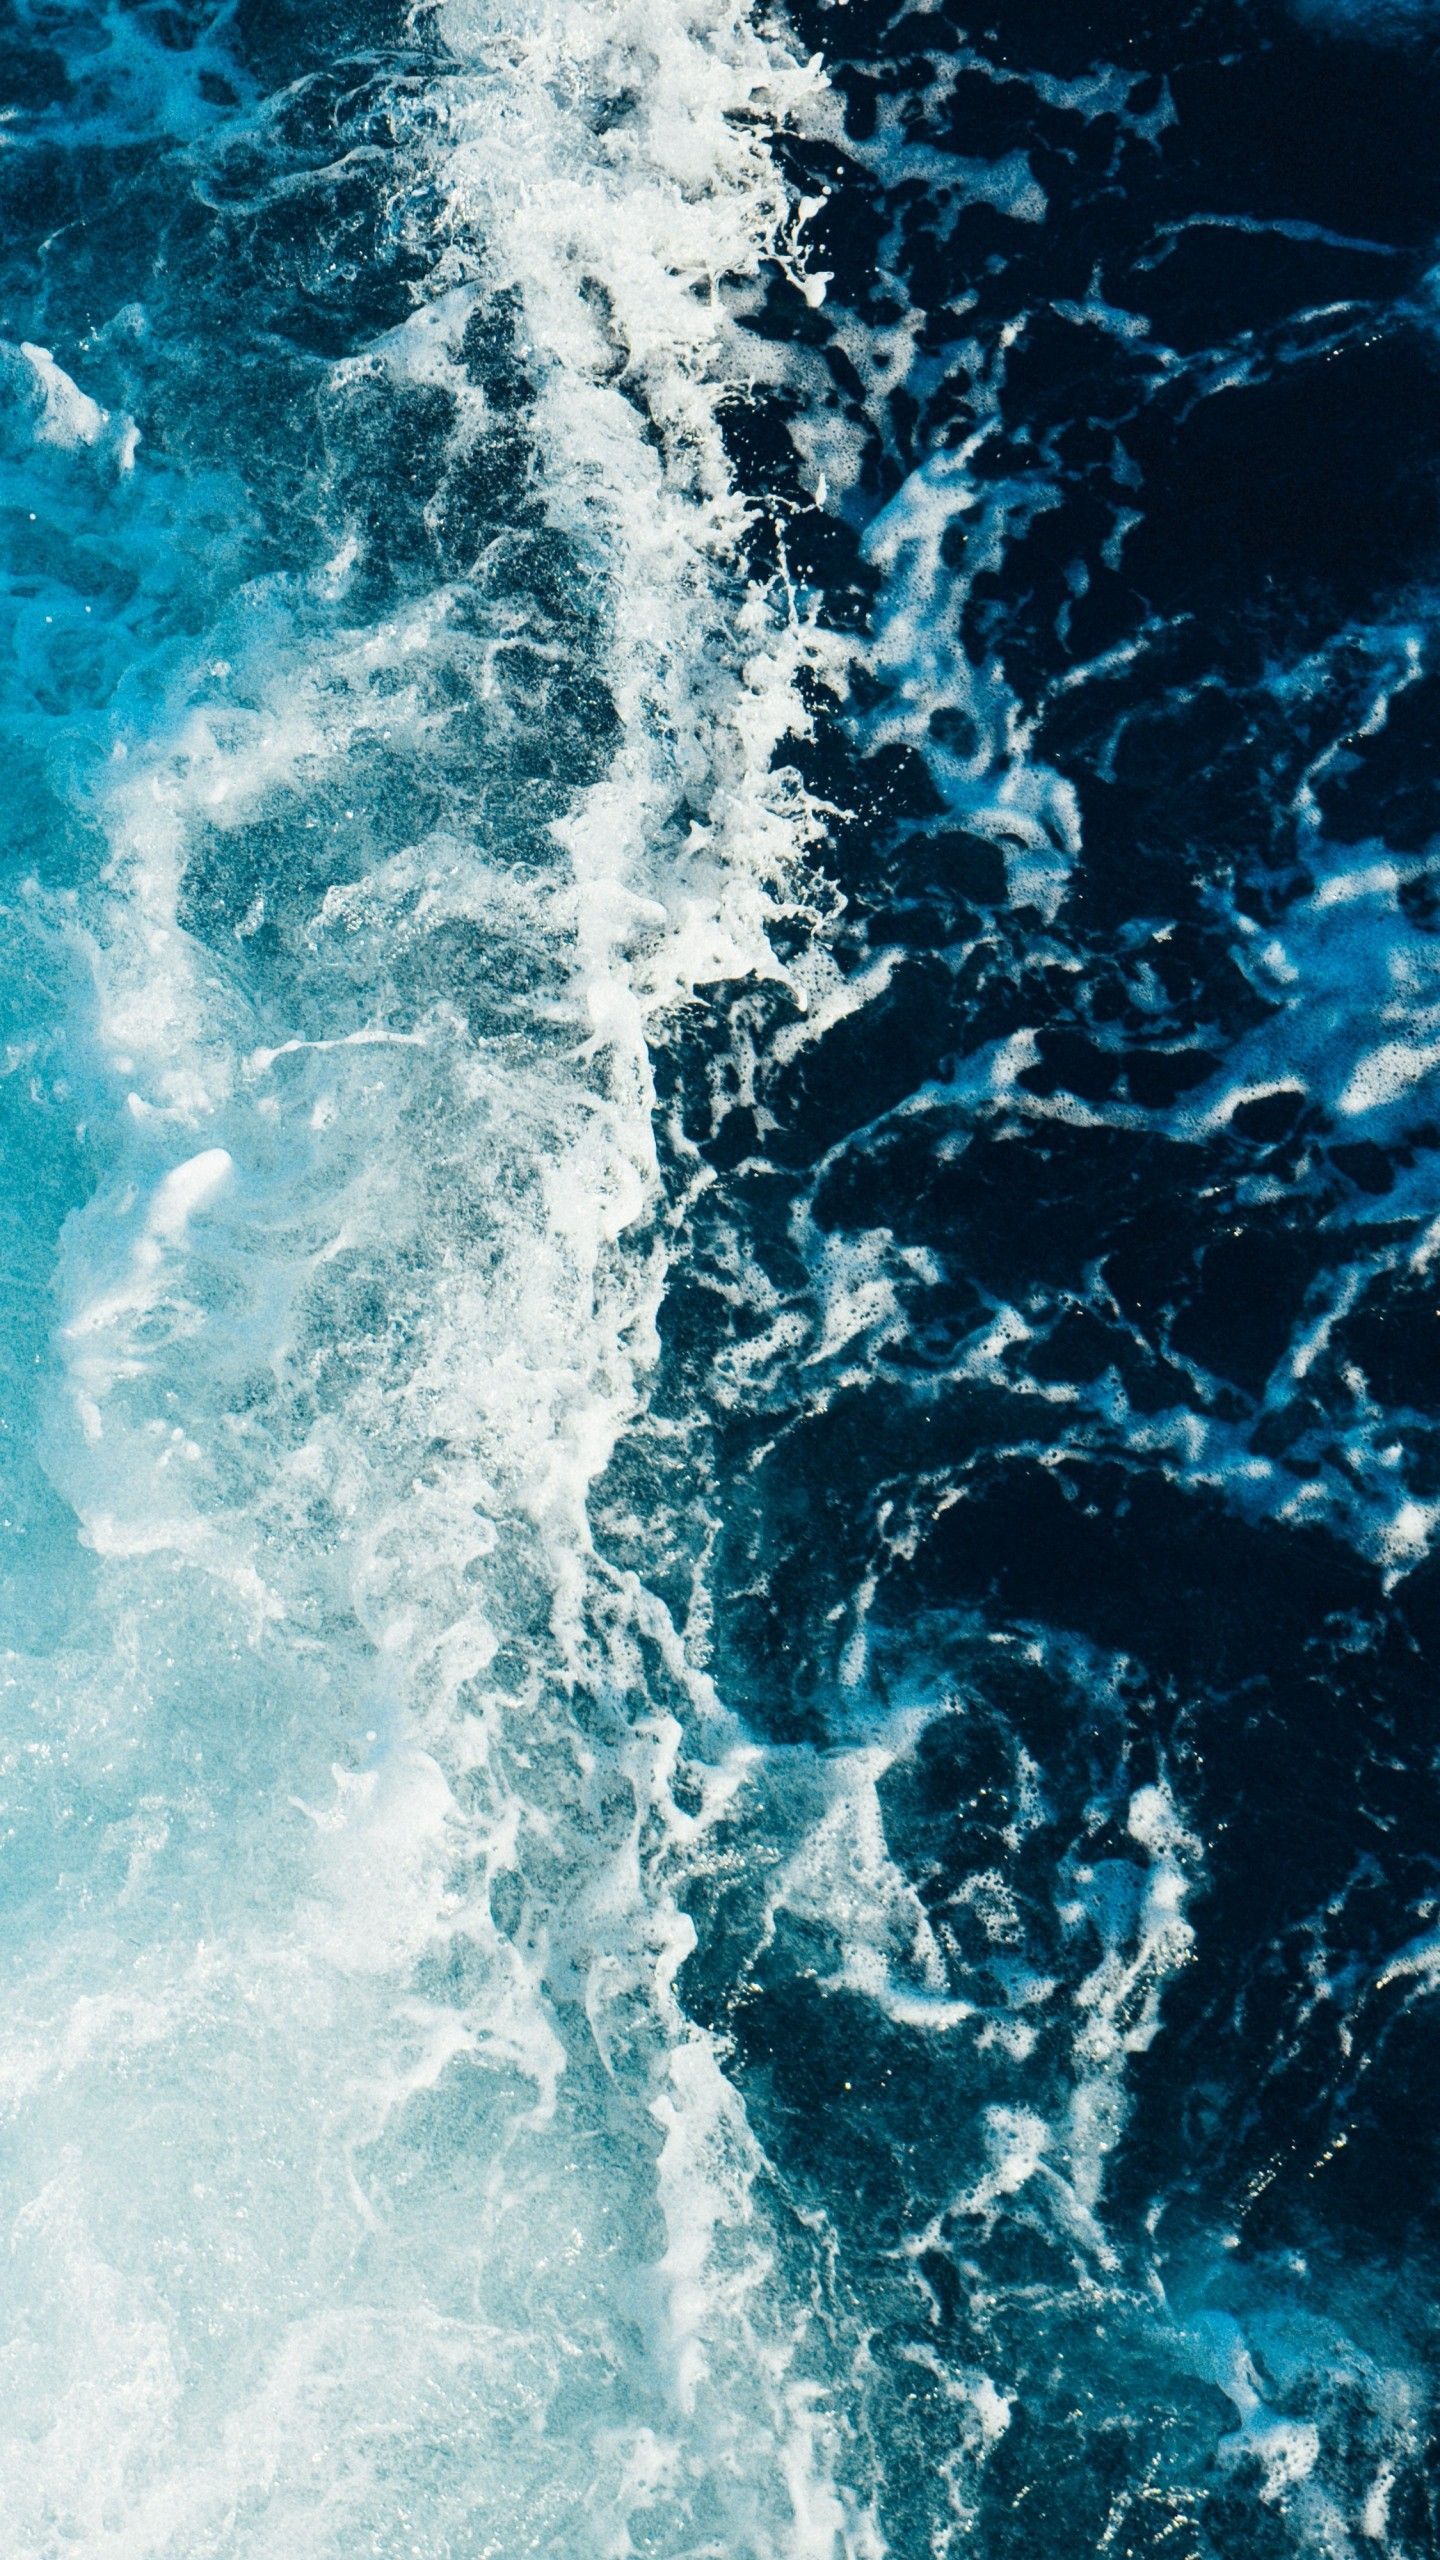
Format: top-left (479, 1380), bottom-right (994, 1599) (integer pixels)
top-left (0, 3), bottom-right (1436, 2556)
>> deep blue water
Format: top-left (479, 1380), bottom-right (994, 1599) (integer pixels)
top-left (0, 0), bottom-right (1437, 2552)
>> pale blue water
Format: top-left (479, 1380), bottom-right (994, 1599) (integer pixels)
top-left (0, 4), bottom-right (859, 2548)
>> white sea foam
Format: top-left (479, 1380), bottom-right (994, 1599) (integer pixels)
top-left (0, 6), bottom-right (869, 2553)
top-left (860, 440), bottom-right (1082, 921)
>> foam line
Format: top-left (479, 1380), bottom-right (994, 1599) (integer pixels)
top-left (0, 5), bottom-right (865, 2551)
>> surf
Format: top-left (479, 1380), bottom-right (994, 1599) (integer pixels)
top-left (0, 3), bottom-right (862, 2551)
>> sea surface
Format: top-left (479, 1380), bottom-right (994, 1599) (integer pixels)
top-left (0, 0), bottom-right (1436, 2552)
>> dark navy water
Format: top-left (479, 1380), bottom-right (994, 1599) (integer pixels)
top-left (0, 0), bottom-right (1436, 2551)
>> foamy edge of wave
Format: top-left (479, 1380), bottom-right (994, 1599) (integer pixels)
top-left (18, 8), bottom-right (871, 2553)
top-left (428, 0), bottom-right (847, 1014)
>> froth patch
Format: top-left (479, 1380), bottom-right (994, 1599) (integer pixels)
top-left (0, 0), bottom-right (867, 2544)
top-left (3, 341), bottom-right (137, 473)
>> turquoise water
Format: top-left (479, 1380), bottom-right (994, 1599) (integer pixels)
top-left (0, 5), bottom-right (858, 2548)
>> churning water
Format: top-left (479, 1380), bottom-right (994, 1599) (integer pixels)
top-left (0, 1), bottom-right (1437, 2553)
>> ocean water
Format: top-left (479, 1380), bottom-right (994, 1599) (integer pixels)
top-left (0, 1), bottom-right (1436, 2553)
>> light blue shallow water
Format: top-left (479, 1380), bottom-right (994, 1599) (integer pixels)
top-left (0, 5), bottom-right (865, 2549)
